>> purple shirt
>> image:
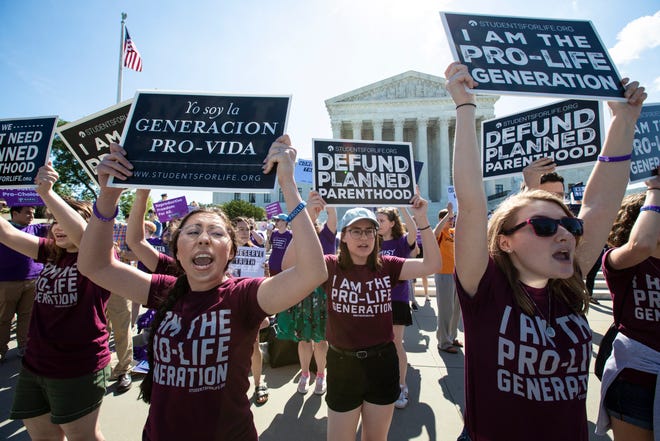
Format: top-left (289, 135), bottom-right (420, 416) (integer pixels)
top-left (456, 258), bottom-right (591, 441)
top-left (0, 222), bottom-right (50, 281)
top-left (379, 235), bottom-right (413, 302)
top-left (268, 230), bottom-right (292, 275)
top-left (23, 238), bottom-right (111, 378)
top-left (319, 224), bottom-right (337, 255)
top-left (143, 275), bottom-right (267, 441)
top-left (137, 238), bottom-right (171, 273)
top-left (323, 254), bottom-right (404, 349)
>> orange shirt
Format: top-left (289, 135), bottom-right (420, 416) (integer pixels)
top-left (437, 226), bottom-right (455, 274)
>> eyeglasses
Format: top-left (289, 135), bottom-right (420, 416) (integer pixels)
top-left (347, 228), bottom-right (377, 239)
top-left (501, 216), bottom-right (584, 237)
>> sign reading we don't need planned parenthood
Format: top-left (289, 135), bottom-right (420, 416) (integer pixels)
top-left (109, 92), bottom-right (290, 192)
top-left (441, 12), bottom-right (626, 100)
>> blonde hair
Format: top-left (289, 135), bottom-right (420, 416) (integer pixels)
top-left (488, 190), bottom-right (589, 315)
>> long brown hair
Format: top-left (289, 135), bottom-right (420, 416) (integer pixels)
top-left (608, 192), bottom-right (646, 248)
top-left (139, 208), bottom-right (237, 403)
top-left (488, 190), bottom-right (589, 315)
top-left (376, 207), bottom-right (406, 239)
top-left (44, 198), bottom-right (92, 263)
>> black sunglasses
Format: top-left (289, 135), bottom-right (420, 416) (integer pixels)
top-left (501, 216), bottom-right (584, 237)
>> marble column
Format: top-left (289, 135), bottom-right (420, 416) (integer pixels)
top-left (439, 118), bottom-right (450, 205)
top-left (372, 120), bottom-right (383, 141)
top-left (331, 119), bottom-right (342, 139)
top-left (393, 118), bottom-right (404, 142)
top-left (352, 120), bottom-right (362, 140)
top-left (416, 118), bottom-right (429, 197)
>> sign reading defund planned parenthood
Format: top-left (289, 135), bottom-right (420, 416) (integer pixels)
top-left (313, 139), bottom-right (415, 206)
top-left (630, 103), bottom-right (660, 184)
top-left (109, 92), bottom-right (290, 192)
top-left (481, 99), bottom-right (602, 180)
top-left (57, 101), bottom-right (132, 187)
top-left (440, 12), bottom-right (625, 100)
top-left (0, 116), bottom-right (58, 189)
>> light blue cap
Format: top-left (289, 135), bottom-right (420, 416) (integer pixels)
top-left (272, 213), bottom-right (288, 222)
top-left (338, 207), bottom-right (378, 231)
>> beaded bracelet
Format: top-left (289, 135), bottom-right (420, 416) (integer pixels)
top-left (286, 201), bottom-right (307, 223)
top-left (93, 201), bottom-right (119, 222)
top-left (456, 103), bottom-right (477, 110)
top-left (640, 205), bottom-right (660, 214)
top-left (418, 225), bottom-right (432, 231)
top-left (597, 154), bottom-right (632, 162)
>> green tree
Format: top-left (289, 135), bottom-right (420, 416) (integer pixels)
top-left (221, 199), bottom-right (265, 221)
top-left (51, 122), bottom-right (98, 200)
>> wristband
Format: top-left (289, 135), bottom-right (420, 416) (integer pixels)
top-left (418, 225), bottom-right (432, 231)
top-left (646, 188), bottom-right (660, 191)
top-left (597, 154), bottom-right (632, 162)
top-left (640, 205), bottom-right (660, 214)
top-left (93, 201), bottom-right (119, 222)
top-left (456, 103), bottom-right (477, 110)
top-left (287, 201), bottom-right (307, 223)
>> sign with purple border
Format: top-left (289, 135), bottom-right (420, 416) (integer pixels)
top-left (265, 202), bottom-right (283, 219)
top-left (0, 189), bottom-right (44, 206)
top-left (153, 196), bottom-right (189, 223)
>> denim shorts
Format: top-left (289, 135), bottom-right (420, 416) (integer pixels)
top-left (325, 341), bottom-right (399, 412)
top-left (605, 377), bottom-right (655, 431)
top-left (10, 365), bottom-right (111, 424)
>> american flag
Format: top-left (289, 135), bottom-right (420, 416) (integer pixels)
top-left (123, 28), bottom-right (143, 72)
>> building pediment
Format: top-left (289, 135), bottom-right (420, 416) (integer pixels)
top-left (326, 71), bottom-right (448, 105)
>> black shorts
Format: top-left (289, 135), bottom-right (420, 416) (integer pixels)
top-left (325, 342), bottom-right (399, 412)
top-left (605, 377), bottom-right (655, 430)
top-left (392, 300), bottom-right (412, 326)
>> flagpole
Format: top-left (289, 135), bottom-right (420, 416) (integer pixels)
top-left (116, 12), bottom-right (127, 103)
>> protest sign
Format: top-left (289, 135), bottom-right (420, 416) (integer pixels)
top-left (153, 196), bottom-right (189, 223)
top-left (570, 184), bottom-right (585, 202)
top-left (0, 116), bottom-right (57, 189)
top-left (447, 186), bottom-right (458, 211)
top-left (630, 103), bottom-right (660, 183)
top-left (440, 12), bottom-right (625, 100)
top-left (57, 101), bottom-right (132, 187)
top-left (265, 202), bottom-right (283, 219)
top-left (0, 189), bottom-right (44, 206)
top-left (414, 161), bottom-right (423, 182)
top-left (313, 139), bottom-right (415, 206)
top-left (109, 92), bottom-right (290, 192)
top-left (228, 246), bottom-right (267, 278)
top-left (294, 158), bottom-right (313, 184)
top-left (481, 99), bottom-right (602, 180)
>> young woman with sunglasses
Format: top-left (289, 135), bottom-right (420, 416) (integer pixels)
top-left (445, 61), bottom-right (646, 441)
top-left (596, 171), bottom-right (659, 441)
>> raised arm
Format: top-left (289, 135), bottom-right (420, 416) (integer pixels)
top-left (576, 79), bottom-right (647, 274)
top-left (326, 205), bottom-right (337, 234)
top-left (399, 206), bottom-right (418, 249)
top-left (256, 136), bottom-right (327, 314)
top-left (445, 62), bottom-right (489, 296)
top-left (522, 157), bottom-right (556, 190)
top-left (78, 143), bottom-right (151, 305)
top-left (35, 163), bottom-right (88, 247)
top-left (607, 172), bottom-right (660, 270)
top-left (0, 215), bottom-right (40, 259)
top-left (399, 190), bottom-right (442, 280)
top-left (126, 188), bottom-right (161, 272)
top-left (433, 202), bottom-right (453, 238)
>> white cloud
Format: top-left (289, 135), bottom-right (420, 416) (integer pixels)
top-left (609, 11), bottom-right (660, 64)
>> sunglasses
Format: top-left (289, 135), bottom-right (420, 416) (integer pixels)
top-left (501, 216), bottom-right (584, 237)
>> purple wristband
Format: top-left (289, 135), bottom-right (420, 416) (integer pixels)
top-left (640, 205), bottom-right (660, 214)
top-left (93, 201), bottom-right (119, 222)
top-left (597, 154), bottom-right (632, 162)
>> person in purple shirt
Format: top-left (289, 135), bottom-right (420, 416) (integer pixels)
top-left (1, 164), bottom-right (112, 440)
top-left (79, 137), bottom-right (327, 441)
top-left (376, 206), bottom-right (417, 409)
top-left (445, 61), bottom-right (646, 441)
top-left (0, 205), bottom-right (49, 361)
top-left (596, 171), bottom-right (660, 441)
top-left (268, 213), bottom-right (292, 275)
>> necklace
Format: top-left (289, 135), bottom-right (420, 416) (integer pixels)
top-left (520, 283), bottom-right (555, 338)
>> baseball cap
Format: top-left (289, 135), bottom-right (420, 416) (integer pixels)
top-left (272, 213), bottom-right (288, 222)
top-left (338, 207), bottom-right (378, 231)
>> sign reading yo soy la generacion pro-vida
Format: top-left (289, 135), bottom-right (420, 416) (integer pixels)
top-left (313, 139), bottom-right (415, 206)
top-left (57, 101), bottom-right (132, 187)
top-left (481, 99), bottom-right (602, 180)
top-left (630, 103), bottom-right (660, 184)
top-left (0, 116), bottom-right (58, 189)
top-left (440, 12), bottom-right (625, 100)
top-left (109, 92), bottom-right (290, 192)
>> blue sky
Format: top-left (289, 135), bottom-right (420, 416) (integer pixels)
top-left (1, 0), bottom-right (659, 203)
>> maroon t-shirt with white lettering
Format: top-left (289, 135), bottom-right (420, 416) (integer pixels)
top-left (23, 238), bottom-right (111, 378)
top-left (456, 258), bottom-right (591, 441)
top-left (323, 254), bottom-right (404, 349)
top-left (143, 275), bottom-right (267, 441)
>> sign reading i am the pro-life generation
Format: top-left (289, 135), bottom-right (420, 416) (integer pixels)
top-left (481, 99), bottom-right (602, 180)
top-left (630, 103), bottom-right (660, 184)
top-left (0, 116), bottom-right (58, 189)
top-left (440, 12), bottom-right (626, 100)
top-left (109, 92), bottom-right (290, 192)
top-left (313, 139), bottom-right (415, 206)
top-left (57, 101), bottom-right (132, 187)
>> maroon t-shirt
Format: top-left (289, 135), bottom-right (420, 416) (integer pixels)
top-left (323, 254), bottom-right (404, 349)
top-left (143, 275), bottom-right (267, 441)
top-left (456, 258), bottom-right (591, 441)
top-left (23, 238), bottom-right (111, 378)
